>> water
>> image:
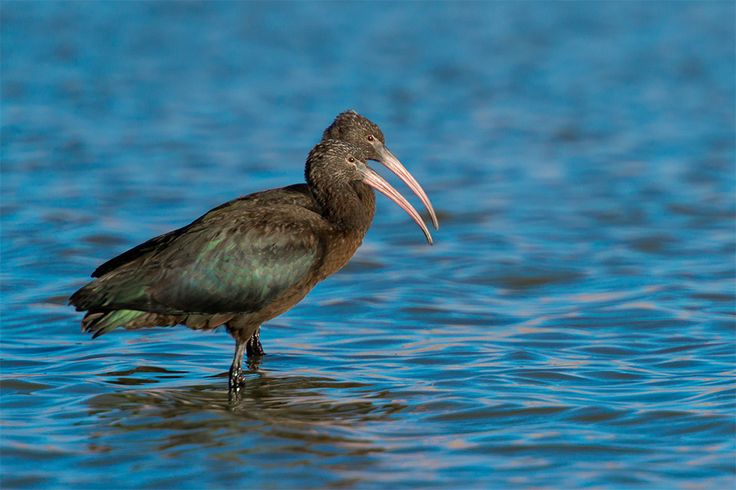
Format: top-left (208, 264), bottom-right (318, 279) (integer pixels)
top-left (2, 2), bottom-right (734, 488)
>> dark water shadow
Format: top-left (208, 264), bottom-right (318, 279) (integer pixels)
top-left (85, 362), bottom-right (404, 459)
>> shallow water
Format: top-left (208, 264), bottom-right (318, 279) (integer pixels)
top-left (2, 2), bottom-right (735, 489)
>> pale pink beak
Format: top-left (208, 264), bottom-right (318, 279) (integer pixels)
top-left (360, 165), bottom-right (433, 245)
top-left (377, 145), bottom-right (439, 230)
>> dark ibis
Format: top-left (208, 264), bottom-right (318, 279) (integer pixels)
top-left (70, 111), bottom-right (438, 393)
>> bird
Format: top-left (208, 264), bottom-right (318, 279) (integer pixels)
top-left (69, 111), bottom-right (438, 394)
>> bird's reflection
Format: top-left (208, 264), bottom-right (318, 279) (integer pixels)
top-left (86, 360), bottom-right (403, 459)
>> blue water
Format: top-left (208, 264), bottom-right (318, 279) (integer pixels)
top-left (2, 2), bottom-right (735, 488)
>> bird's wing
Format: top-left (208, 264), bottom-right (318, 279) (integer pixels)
top-left (92, 227), bottom-right (184, 278)
top-left (91, 184), bottom-right (318, 278)
top-left (149, 203), bottom-right (327, 314)
top-left (72, 195), bottom-right (329, 315)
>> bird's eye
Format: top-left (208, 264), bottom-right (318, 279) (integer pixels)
top-left (367, 135), bottom-right (374, 142)
top-left (348, 156), bottom-right (356, 163)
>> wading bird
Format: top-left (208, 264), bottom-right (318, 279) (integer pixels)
top-left (70, 111), bottom-right (438, 393)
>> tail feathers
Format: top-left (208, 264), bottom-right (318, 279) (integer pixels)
top-left (69, 283), bottom-right (95, 311)
top-left (70, 277), bottom-right (147, 313)
top-left (81, 310), bottom-right (234, 338)
top-left (82, 310), bottom-right (182, 338)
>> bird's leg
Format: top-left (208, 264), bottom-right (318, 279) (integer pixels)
top-left (228, 339), bottom-right (247, 395)
top-left (246, 327), bottom-right (265, 358)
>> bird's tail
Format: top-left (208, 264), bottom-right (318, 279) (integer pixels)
top-left (71, 280), bottom-right (229, 337)
top-left (70, 279), bottom-right (175, 337)
top-left (79, 308), bottom-right (230, 338)
top-left (81, 309), bottom-right (178, 338)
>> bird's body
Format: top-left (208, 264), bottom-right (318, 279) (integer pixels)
top-left (72, 181), bottom-right (374, 342)
top-left (70, 112), bottom-right (437, 394)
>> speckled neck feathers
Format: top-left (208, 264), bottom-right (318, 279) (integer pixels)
top-left (305, 140), bottom-right (376, 236)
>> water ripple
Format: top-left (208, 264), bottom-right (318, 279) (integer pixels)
top-left (2, 2), bottom-right (735, 489)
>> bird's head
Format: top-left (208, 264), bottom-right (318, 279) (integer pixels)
top-left (322, 110), bottom-right (386, 158)
top-left (306, 139), bottom-right (433, 245)
top-left (323, 110), bottom-right (439, 230)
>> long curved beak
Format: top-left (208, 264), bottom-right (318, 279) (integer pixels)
top-left (377, 145), bottom-right (439, 230)
top-left (360, 165), bottom-right (433, 245)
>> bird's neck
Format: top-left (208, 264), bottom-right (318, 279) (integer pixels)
top-left (310, 181), bottom-right (376, 235)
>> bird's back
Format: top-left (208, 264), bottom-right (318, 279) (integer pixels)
top-left (91, 184), bottom-right (317, 278)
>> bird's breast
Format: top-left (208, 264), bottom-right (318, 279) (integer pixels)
top-left (315, 231), bottom-right (364, 282)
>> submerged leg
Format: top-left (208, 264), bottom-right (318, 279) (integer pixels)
top-left (228, 339), bottom-right (247, 394)
top-left (226, 320), bottom-right (261, 401)
top-left (246, 327), bottom-right (265, 358)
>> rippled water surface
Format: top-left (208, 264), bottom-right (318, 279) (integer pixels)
top-left (2, 2), bottom-right (735, 489)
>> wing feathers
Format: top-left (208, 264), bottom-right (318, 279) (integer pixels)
top-left (70, 195), bottom-right (328, 318)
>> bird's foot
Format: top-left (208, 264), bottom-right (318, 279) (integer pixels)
top-left (246, 330), bottom-right (265, 358)
top-left (246, 355), bottom-right (262, 371)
